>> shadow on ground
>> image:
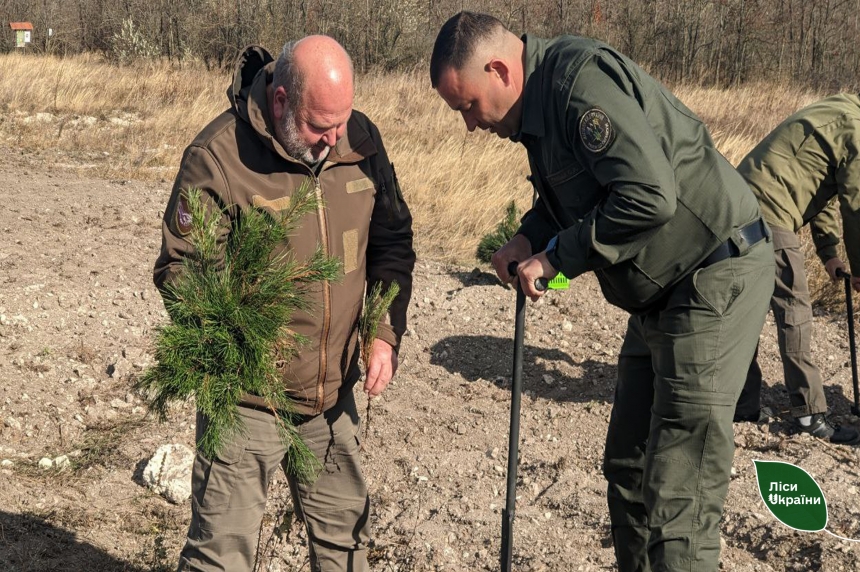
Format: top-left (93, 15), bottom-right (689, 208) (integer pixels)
top-left (759, 380), bottom-right (860, 424)
top-left (449, 267), bottom-right (504, 288)
top-left (431, 334), bottom-right (616, 404)
top-left (0, 511), bottom-right (158, 572)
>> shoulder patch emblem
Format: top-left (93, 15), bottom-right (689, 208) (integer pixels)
top-left (175, 193), bottom-right (193, 236)
top-left (579, 108), bottom-right (613, 153)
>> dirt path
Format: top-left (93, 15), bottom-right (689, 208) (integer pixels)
top-left (2, 155), bottom-right (860, 571)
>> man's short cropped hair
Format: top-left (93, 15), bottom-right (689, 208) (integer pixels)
top-left (274, 41), bottom-right (303, 111)
top-left (430, 11), bottom-right (506, 88)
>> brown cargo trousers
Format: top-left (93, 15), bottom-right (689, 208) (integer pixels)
top-left (604, 236), bottom-right (774, 572)
top-left (734, 225), bottom-right (829, 420)
top-left (176, 391), bottom-right (370, 572)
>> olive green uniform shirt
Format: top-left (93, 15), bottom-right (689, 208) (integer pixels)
top-left (736, 93), bottom-right (860, 273)
top-left (513, 35), bottom-right (762, 313)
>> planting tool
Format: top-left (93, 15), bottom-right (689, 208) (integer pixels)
top-left (836, 268), bottom-right (860, 416)
top-left (501, 261), bottom-right (564, 570)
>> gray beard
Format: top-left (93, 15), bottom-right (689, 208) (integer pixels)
top-left (279, 108), bottom-right (329, 164)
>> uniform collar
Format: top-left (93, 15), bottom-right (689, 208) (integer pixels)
top-left (511, 34), bottom-right (547, 143)
top-left (329, 118), bottom-right (377, 163)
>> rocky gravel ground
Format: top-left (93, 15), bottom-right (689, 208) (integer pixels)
top-left (2, 154), bottom-right (860, 571)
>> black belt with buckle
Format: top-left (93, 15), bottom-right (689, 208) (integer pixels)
top-left (699, 218), bottom-right (768, 269)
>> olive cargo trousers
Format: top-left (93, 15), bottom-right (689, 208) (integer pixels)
top-left (734, 226), bottom-right (829, 420)
top-left (603, 237), bottom-right (774, 572)
top-left (176, 391), bottom-right (370, 572)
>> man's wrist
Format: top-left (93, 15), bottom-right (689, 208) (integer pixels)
top-left (544, 235), bottom-right (562, 271)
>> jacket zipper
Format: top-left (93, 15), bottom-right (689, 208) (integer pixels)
top-left (312, 171), bottom-right (332, 415)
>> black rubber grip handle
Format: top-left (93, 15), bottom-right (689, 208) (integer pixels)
top-left (507, 261), bottom-right (548, 292)
top-left (837, 268), bottom-right (852, 279)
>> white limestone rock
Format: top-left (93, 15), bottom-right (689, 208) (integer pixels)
top-left (143, 444), bottom-right (194, 504)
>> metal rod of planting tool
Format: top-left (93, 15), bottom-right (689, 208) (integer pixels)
top-left (501, 262), bottom-right (546, 571)
top-left (836, 268), bottom-right (860, 416)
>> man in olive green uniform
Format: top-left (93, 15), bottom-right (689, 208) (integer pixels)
top-left (431, 12), bottom-right (774, 572)
top-left (733, 94), bottom-right (860, 445)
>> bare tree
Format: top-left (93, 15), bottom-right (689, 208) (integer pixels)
top-left (1, 0), bottom-right (855, 89)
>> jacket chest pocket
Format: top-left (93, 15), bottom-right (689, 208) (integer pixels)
top-left (345, 177), bottom-right (375, 195)
top-left (544, 162), bottom-right (604, 221)
top-left (336, 175), bottom-right (375, 275)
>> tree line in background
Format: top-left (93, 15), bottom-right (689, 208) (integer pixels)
top-left (2, 0), bottom-right (858, 89)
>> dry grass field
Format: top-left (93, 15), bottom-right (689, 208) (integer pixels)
top-left (0, 52), bottom-right (847, 304)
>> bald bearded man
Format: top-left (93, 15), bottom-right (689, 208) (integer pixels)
top-left (154, 36), bottom-right (414, 572)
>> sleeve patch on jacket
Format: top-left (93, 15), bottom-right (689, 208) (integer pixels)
top-left (175, 193), bottom-right (193, 236)
top-left (346, 177), bottom-right (374, 194)
top-left (343, 229), bottom-right (359, 274)
top-left (579, 108), bottom-right (613, 153)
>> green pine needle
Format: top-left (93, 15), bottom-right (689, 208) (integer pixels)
top-left (138, 180), bottom-right (341, 483)
top-left (359, 281), bottom-right (400, 371)
top-left (477, 200), bottom-right (520, 264)
top-left (357, 281), bottom-right (400, 447)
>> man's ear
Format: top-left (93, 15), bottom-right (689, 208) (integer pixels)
top-left (272, 86), bottom-right (288, 121)
top-left (488, 59), bottom-right (511, 86)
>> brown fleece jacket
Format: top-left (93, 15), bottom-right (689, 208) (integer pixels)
top-left (153, 46), bottom-right (415, 416)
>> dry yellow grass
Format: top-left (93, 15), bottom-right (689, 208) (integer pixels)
top-left (354, 72), bottom-right (531, 260)
top-left (675, 83), bottom-right (820, 165)
top-left (0, 52), bottom-right (849, 306)
top-left (0, 52), bottom-right (224, 180)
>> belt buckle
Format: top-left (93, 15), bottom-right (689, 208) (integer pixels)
top-left (730, 219), bottom-right (759, 256)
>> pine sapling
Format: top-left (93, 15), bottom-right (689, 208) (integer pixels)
top-left (358, 280), bottom-right (400, 444)
top-left (137, 180), bottom-right (341, 483)
top-left (477, 200), bottom-right (520, 264)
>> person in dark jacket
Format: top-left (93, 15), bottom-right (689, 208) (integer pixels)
top-left (154, 35), bottom-right (414, 572)
top-left (431, 12), bottom-right (772, 572)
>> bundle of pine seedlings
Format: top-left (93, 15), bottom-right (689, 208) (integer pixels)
top-left (137, 180), bottom-right (340, 482)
